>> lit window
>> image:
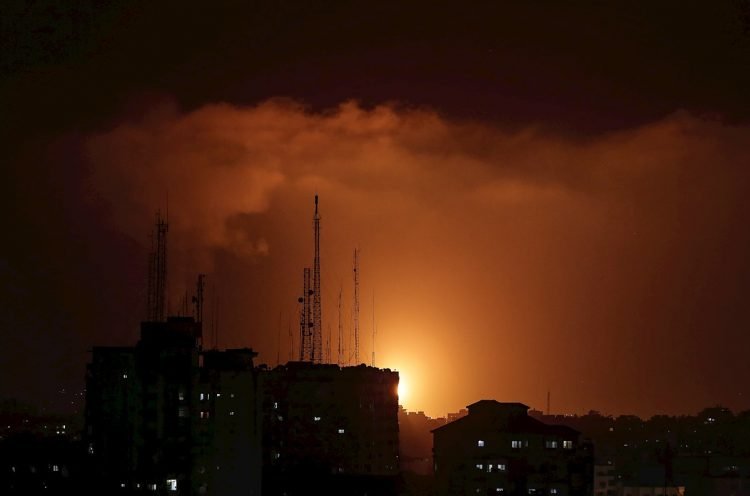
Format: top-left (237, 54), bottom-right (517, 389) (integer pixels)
top-left (216, 393), bottom-right (221, 398)
top-left (551, 489), bottom-right (558, 494)
top-left (476, 463), bottom-right (483, 470)
top-left (122, 373), bottom-right (128, 379)
top-left (167, 479), bottom-right (177, 491)
top-left (200, 393), bottom-right (205, 401)
top-left (178, 391), bottom-right (185, 401)
top-left (528, 489), bottom-right (537, 494)
top-left (178, 407), bottom-right (188, 418)
top-left (200, 411), bottom-right (210, 419)
top-left (52, 465), bottom-right (59, 472)
top-left (273, 401), bottom-right (278, 409)
top-left (511, 440), bottom-right (522, 448)
top-left (338, 428), bottom-right (345, 434)
top-left (230, 393), bottom-right (235, 398)
top-left (498, 463), bottom-right (506, 471)
top-left (121, 483), bottom-right (125, 488)
top-left (496, 489), bottom-right (504, 493)
top-left (478, 440), bottom-right (485, 447)
top-left (230, 411), bottom-right (235, 416)
top-left (545, 440), bottom-right (558, 449)
top-left (314, 416), bottom-right (321, 422)
top-left (563, 440), bottom-right (573, 449)
top-left (149, 483), bottom-right (157, 491)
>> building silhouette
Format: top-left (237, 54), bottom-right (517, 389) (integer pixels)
top-left (432, 400), bottom-right (593, 496)
top-left (85, 317), bottom-right (261, 496)
top-left (260, 362), bottom-right (400, 495)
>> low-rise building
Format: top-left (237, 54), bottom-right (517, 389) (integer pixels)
top-left (432, 400), bottom-right (593, 496)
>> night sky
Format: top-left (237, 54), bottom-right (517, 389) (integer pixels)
top-left (2, 0), bottom-right (750, 417)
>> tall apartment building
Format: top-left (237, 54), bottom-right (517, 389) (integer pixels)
top-left (260, 362), bottom-right (400, 495)
top-left (85, 317), bottom-right (261, 496)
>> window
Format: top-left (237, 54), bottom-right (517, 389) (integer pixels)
top-left (229, 411), bottom-right (235, 416)
top-left (478, 440), bottom-right (485, 447)
top-left (545, 440), bottom-right (558, 448)
top-left (551, 489), bottom-right (558, 495)
top-left (178, 391), bottom-right (185, 401)
top-left (563, 440), bottom-right (573, 449)
top-left (338, 428), bottom-right (345, 434)
top-left (166, 479), bottom-right (177, 491)
top-left (200, 393), bottom-right (205, 401)
top-left (497, 463), bottom-right (506, 471)
top-left (122, 373), bottom-right (128, 379)
top-left (52, 465), bottom-right (59, 472)
top-left (313, 416), bottom-right (321, 422)
top-left (149, 483), bottom-right (157, 491)
top-left (178, 407), bottom-right (188, 418)
top-left (496, 489), bottom-right (504, 493)
top-left (200, 411), bottom-right (210, 419)
top-left (273, 401), bottom-right (278, 409)
top-left (511, 440), bottom-right (523, 448)
top-left (476, 463), bottom-right (483, 470)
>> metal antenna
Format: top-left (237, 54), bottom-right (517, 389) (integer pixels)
top-left (146, 211), bottom-right (169, 321)
top-left (192, 274), bottom-right (206, 324)
top-left (326, 324), bottom-right (331, 364)
top-left (353, 248), bottom-right (360, 365)
top-left (277, 310), bottom-right (282, 366)
top-left (299, 268), bottom-right (313, 361)
top-left (312, 195), bottom-right (323, 363)
top-left (338, 287), bottom-right (343, 367)
top-left (372, 291), bottom-right (376, 367)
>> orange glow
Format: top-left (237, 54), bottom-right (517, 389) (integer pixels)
top-left (84, 101), bottom-right (750, 418)
top-left (397, 375), bottom-right (409, 406)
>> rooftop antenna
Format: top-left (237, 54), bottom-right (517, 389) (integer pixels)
top-left (214, 288), bottom-right (220, 350)
top-left (299, 268), bottom-right (313, 361)
top-left (312, 194), bottom-right (323, 363)
top-left (277, 310), bottom-right (282, 367)
top-left (288, 317), bottom-right (293, 362)
top-left (353, 248), bottom-right (360, 365)
top-left (372, 291), bottom-right (376, 367)
top-left (192, 274), bottom-right (206, 324)
top-left (146, 210), bottom-right (168, 322)
top-left (326, 324), bottom-right (331, 364)
top-left (337, 287), bottom-right (343, 367)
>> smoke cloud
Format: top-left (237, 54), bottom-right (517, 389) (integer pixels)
top-left (82, 99), bottom-right (750, 416)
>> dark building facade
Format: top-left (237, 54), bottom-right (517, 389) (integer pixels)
top-left (432, 400), bottom-right (593, 496)
top-left (260, 362), bottom-right (400, 495)
top-left (85, 317), bottom-right (261, 496)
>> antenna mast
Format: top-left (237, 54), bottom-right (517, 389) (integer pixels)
top-left (146, 211), bottom-right (168, 322)
top-left (372, 292), bottom-right (376, 367)
top-left (337, 287), bottom-right (343, 367)
top-left (299, 268), bottom-right (313, 361)
top-left (312, 195), bottom-right (323, 363)
top-left (353, 248), bottom-right (360, 365)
